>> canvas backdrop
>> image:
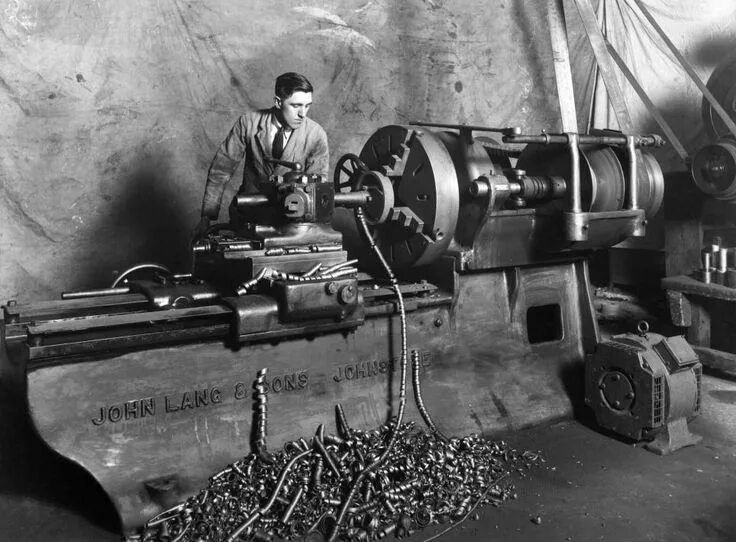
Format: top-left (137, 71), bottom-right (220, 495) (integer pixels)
top-left (1, 0), bottom-right (734, 300)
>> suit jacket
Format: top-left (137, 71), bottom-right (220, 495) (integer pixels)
top-left (201, 108), bottom-right (329, 219)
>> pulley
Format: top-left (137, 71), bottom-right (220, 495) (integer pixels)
top-left (517, 144), bottom-right (626, 213)
top-left (702, 53), bottom-right (736, 140)
top-left (517, 143), bottom-right (664, 218)
top-left (691, 138), bottom-right (736, 203)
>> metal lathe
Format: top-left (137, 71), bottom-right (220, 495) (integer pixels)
top-left (1, 122), bottom-right (669, 534)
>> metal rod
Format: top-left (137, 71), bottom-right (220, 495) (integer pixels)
top-left (319, 259), bottom-right (359, 276)
top-left (626, 135), bottom-right (639, 210)
top-left (61, 287), bottom-right (130, 300)
top-left (567, 133), bottom-right (582, 214)
top-left (235, 194), bottom-right (270, 208)
top-left (503, 132), bottom-right (663, 147)
top-left (719, 248), bottom-right (728, 273)
top-left (264, 158), bottom-right (303, 171)
top-left (334, 192), bottom-right (371, 207)
top-left (410, 121), bottom-right (521, 135)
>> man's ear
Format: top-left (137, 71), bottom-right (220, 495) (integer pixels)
top-left (274, 96), bottom-right (282, 108)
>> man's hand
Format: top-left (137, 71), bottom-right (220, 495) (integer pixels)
top-left (193, 216), bottom-right (211, 241)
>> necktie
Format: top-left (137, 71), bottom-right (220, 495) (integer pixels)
top-left (272, 126), bottom-right (285, 159)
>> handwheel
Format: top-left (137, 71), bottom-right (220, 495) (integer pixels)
top-left (334, 153), bottom-right (369, 193)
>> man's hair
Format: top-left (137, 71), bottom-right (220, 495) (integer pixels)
top-left (275, 72), bottom-right (313, 99)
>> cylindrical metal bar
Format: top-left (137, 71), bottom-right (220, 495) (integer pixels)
top-left (318, 267), bottom-right (358, 279)
top-left (567, 133), bottom-right (582, 214)
top-left (264, 158), bottom-right (303, 171)
top-left (703, 251), bottom-right (712, 270)
top-left (221, 241), bottom-right (256, 252)
top-left (235, 194), bottom-right (270, 208)
top-left (719, 248), bottom-right (729, 273)
top-left (410, 121), bottom-right (520, 135)
top-left (503, 133), bottom-right (663, 147)
top-left (334, 192), bottom-right (371, 207)
top-left (468, 177), bottom-right (491, 198)
top-left (320, 259), bottom-right (359, 276)
top-left (310, 244), bottom-right (342, 253)
top-left (61, 287), bottom-right (131, 300)
top-left (626, 135), bottom-right (639, 210)
top-left (518, 176), bottom-right (567, 200)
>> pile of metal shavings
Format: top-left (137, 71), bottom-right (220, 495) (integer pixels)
top-left (127, 421), bottom-right (543, 542)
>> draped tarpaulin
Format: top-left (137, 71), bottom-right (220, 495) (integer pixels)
top-left (1, 0), bottom-right (735, 300)
top-left (571, 0), bottom-right (736, 165)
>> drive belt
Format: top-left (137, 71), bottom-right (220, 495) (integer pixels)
top-left (571, 0), bottom-right (635, 133)
top-left (604, 41), bottom-right (689, 162)
top-left (632, 0), bottom-right (736, 141)
top-left (547, 0), bottom-right (578, 132)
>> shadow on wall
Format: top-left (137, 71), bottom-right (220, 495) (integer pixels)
top-left (87, 149), bottom-right (194, 287)
top-left (0, 367), bottom-right (119, 536)
top-left (691, 36), bottom-right (736, 70)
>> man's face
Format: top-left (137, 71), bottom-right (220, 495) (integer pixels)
top-left (275, 91), bottom-right (312, 130)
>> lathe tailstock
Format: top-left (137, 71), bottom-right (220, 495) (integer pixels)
top-left (0, 123), bottom-right (664, 533)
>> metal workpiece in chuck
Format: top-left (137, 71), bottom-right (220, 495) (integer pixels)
top-left (469, 168), bottom-right (567, 209)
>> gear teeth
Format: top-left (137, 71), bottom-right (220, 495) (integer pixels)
top-left (389, 206), bottom-right (424, 235)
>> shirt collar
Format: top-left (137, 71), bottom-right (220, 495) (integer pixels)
top-left (271, 109), bottom-right (293, 133)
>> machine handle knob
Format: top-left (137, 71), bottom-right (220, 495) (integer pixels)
top-left (265, 158), bottom-right (303, 171)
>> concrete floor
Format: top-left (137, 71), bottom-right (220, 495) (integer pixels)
top-left (1, 374), bottom-right (735, 542)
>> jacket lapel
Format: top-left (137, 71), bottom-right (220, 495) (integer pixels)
top-left (256, 109), bottom-right (273, 160)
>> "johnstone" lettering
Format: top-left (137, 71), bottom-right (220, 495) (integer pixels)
top-left (334, 351), bottom-right (432, 383)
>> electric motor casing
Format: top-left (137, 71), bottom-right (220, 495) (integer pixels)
top-left (585, 332), bottom-right (701, 441)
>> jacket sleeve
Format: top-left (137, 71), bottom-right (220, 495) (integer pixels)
top-left (304, 124), bottom-right (329, 178)
top-left (201, 116), bottom-right (248, 220)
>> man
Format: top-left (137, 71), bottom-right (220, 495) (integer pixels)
top-left (195, 72), bottom-right (329, 236)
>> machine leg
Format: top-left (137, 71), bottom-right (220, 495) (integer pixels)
top-left (686, 301), bottom-right (711, 348)
top-left (644, 418), bottom-right (701, 456)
